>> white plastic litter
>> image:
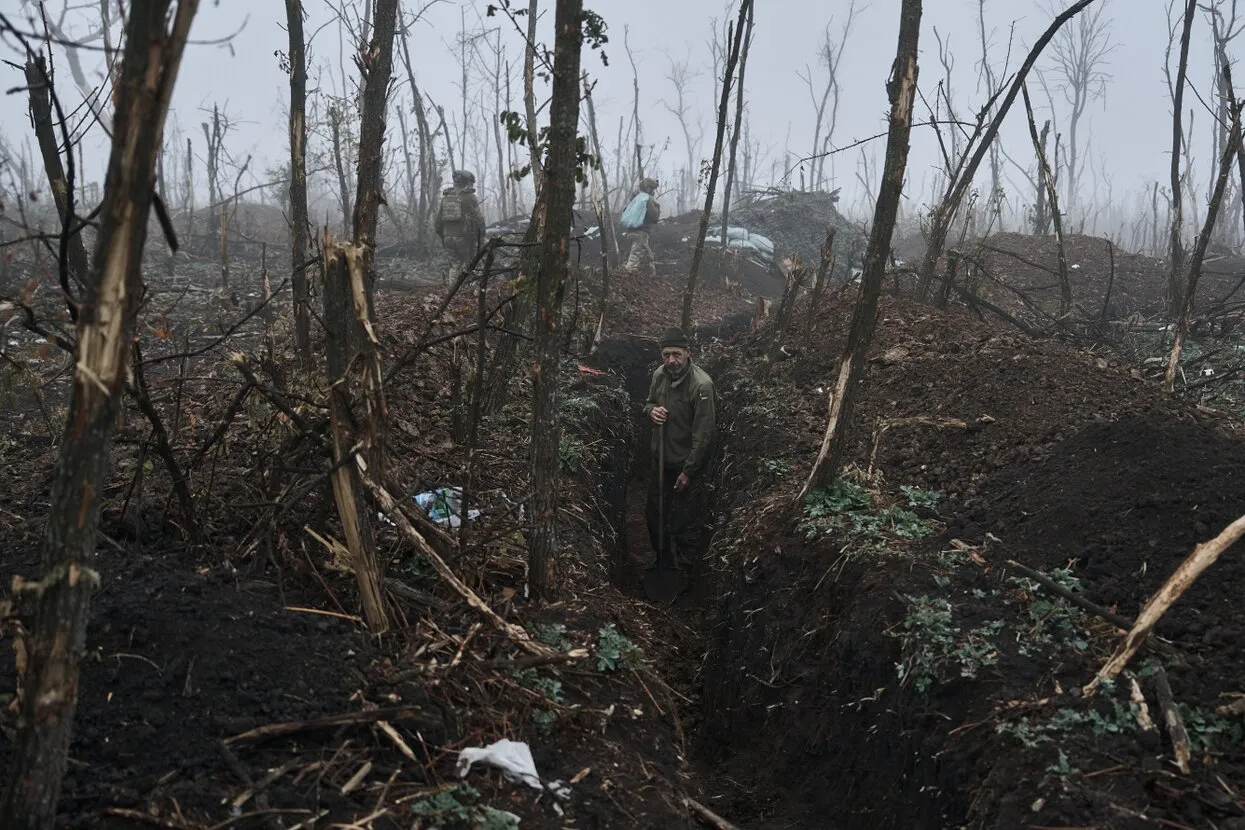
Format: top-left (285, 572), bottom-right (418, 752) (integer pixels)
top-left (413, 487), bottom-right (481, 527)
top-left (456, 739), bottom-right (572, 799)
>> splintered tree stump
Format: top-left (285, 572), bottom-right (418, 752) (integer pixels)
top-left (322, 239), bottom-right (389, 633)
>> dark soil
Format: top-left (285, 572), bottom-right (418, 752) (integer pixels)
top-left (8, 215), bottom-right (1245, 830)
top-left (696, 284), bottom-right (1245, 829)
top-left (910, 231), bottom-right (1245, 332)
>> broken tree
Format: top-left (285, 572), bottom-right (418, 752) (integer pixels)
top-left (682, 0), bottom-right (753, 333)
top-left (801, 0), bottom-right (922, 497)
top-left (0, 2), bottom-right (198, 827)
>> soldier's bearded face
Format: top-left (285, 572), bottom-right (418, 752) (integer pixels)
top-left (662, 348), bottom-right (689, 371)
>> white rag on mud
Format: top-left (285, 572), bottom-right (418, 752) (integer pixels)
top-left (456, 739), bottom-right (571, 799)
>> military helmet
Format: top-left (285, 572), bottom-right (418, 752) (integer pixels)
top-left (639, 177), bottom-right (658, 194)
top-left (452, 169), bottom-right (476, 188)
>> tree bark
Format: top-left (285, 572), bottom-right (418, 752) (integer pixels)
top-left (681, 0), bottom-right (753, 333)
top-left (523, 0), bottom-right (544, 195)
top-left (352, 0), bottom-right (398, 264)
top-left (285, 0), bottom-right (313, 366)
top-left (329, 106), bottom-right (352, 234)
top-left (801, 0), bottom-right (921, 498)
top-left (916, 0), bottom-right (1101, 300)
top-left (25, 57), bottom-right (91, 313)
top-left (322, 240), bottom-right (390, 633)
top-left (583, 74), bottom-right (618, 268)
top-left (529, 0), bottom-right (585, 600)
top-left (1165, 88), bottom-right (1242, 391)
top-left (719, 0), bottom-right (754, 249)
top-left (398, 21), bottom-right (435, 250)
top-left (1022, 85), bottom-right (1071, 319)
top-left (1168, 0), bottom-right (1198, 320)
top-left (1, 2), bottom-right (198, 826)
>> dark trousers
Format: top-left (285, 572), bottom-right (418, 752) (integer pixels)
top-left (645, 466), bottom-right (706, 572)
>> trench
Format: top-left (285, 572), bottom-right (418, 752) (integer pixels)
top-left (588, 325), bottom-right (974, 829)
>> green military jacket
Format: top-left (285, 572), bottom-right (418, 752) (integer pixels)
top-left (643, 361), bottom-right (717, 478)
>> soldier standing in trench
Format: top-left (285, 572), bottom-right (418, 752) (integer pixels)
top-left (642, 326), bottom-right (717, 576)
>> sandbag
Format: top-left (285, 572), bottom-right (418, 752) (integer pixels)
top-left (747, 233), bottom-right (775, 254)
top-left (619, 193), bottom-right (650, 229)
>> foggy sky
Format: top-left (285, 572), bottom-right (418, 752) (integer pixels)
top-left (0, 0), bottom-right (1231, 236)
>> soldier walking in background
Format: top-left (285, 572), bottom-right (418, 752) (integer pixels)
top-left (435, 169), bottom-right (485, 283)
top-left (619, 177), bottom-right (661, 278)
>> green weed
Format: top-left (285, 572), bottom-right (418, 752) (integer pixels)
top-left (530, 622), bottom-right (573, 651)
top-left (594, 623), bottom-right (642, 672)
top-left (761, 457), bottom-right (790, 477)
top-left (409, 785), bottom-right (519, 829)
top-left (558, 435), bottom-right (591, 473)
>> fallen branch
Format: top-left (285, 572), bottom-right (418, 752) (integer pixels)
top-left (1084, 511), bottom-right (1245, 695)
top-left (684, 796), bottom-right (742, 830)
top-left (1152, 665), bottom-right (1192, 774)
top-left (1127, 674), bottom-right (1157, 733)
top-left (359, 465), bottom-right (554, 656)
top-left (1004, 559), bottom-right (1180, 658)
top-left (384, 577), bottom-right (449, 612)
top-left (224, 706), bottom-right (435, 745)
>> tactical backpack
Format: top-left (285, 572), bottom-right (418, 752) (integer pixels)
top-left (440, 189), bottom-right (464, 230)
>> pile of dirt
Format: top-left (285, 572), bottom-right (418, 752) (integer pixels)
top-left (694, 285), bottom-right (1245, 828)
top-left (911, 231), bottom-right (1245, 330)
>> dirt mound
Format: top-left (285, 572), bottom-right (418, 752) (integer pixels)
top-left (695, 286), bottom-right (1245, 828)
top-left (917, 232), bottom-right (1245, 331)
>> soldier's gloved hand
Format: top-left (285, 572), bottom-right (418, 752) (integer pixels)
top-left (650, 406), bottom-right (668, 424)
top-left (674, 472), bottom-right (690, 492)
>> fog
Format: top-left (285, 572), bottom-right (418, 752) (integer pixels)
top-left (0, 0), bottom-right (1237, 247)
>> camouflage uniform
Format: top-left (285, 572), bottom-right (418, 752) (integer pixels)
top-left (641, 327), bottom-right (717, 573)
top-left (624, 178), bottom-right (661, 279)
top-left (435, 170), bottom-right (485, 283)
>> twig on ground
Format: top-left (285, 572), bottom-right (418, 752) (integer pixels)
top-left (1085, 511), bottom-right (1245, 695)
top-left (1004, 559), bottom-right (1180, 659)
top-left (224, 706), bottom-right (437, 745)
top-left (684, 795), bottom-right (742, 830)
top-left (1152, 666), bottom-right (1193, 775)
top-left (360, 465), bottom-right (554, 656)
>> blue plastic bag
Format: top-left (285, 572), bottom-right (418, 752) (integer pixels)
top-left (618, 192), bottom-right (650, 229)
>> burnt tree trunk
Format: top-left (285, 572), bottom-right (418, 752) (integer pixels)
top-left (681, 0), bottom-right (752, 333)
top-left (1022, 85), bottom-right (1071, 319)
top-left (1168, 0), bottom-right (1198, 321)
top-left (285, 0), bottom-right (313, 366)
top-left (583, 74), bottom-right (618, 269)
top-left (529, 0), bottom-right (585, 600)
top-left (523, 0), bottom-right (545, 195)
top-left (329, 106), bottom-right (352, 235)
top-left (352, 0), bottom-right (398, 265)
top-left (25, 56), bottom-right (91, 311)
top-left (1032, 120), bottom-right (1052, 234)
top-left (802, 0), bottom-right (922, 497)
top-left (1165, 87), bottom-right (1242, 390)
top-left (719, 0), bottom-right (754, 250)
top-left (0, 2), bottom-right (198, 826)
top-left (398, 22), bottom-right (434, 250)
